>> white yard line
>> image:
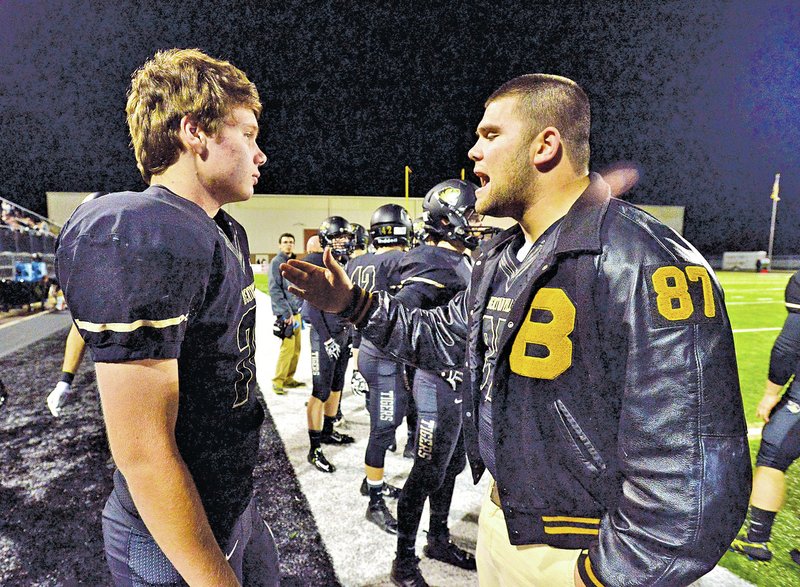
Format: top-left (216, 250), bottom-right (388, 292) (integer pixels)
top-left (732, 327), bottom-right (782, 333)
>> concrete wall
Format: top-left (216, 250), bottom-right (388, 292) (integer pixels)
top-left (46, 191), bottom-right (682, 257)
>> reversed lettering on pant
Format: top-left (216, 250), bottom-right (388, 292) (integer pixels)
top-left (417, 418), bottom-right (436, 460)
top-left (380, 390), bottom-right (394, 422)
top-left (311, 351), bottom-right (320, 376)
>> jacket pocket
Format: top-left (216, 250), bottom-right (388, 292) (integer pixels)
top-left (554, 399), bottom-right (607, 476)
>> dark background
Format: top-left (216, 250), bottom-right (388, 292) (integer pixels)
top-left (0, 0), bottom-right (797, 255)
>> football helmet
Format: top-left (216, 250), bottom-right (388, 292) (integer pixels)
top-left (370, 204), bottom-right (412, 247)
top-left (318, 216), bottom-right (354, 258)
top-left (351, 223), bottom-right (369, 250)
top-left (423, 179), bottom-right (494, 250)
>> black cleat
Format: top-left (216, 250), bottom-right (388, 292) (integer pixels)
top-left (403, 442), bottom-right (415, 459)
top-left (729, 535), bottom-right (772, 561)
top-left (308, 448), bottom-right (336, 473)
top-left (360, 477), bottom-right (402, 499)
top-left (388, 441), bottom-right (397, 452)
top-left (366, 499), bottom-right (398, 534)
top-left (790, 548), bottom-right (800, 566)
top-left (424, 535), bottom-right (476, 570)
top-left (0, 379), bottom-right (7, 410)
top-left (390, 556), bottom-right (429, 587)
top-left (320, 430), bottom-right (355, 445)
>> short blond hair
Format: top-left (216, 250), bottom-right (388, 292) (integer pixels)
top-left (126, 48), bottom-right (262, 183)
top-left (487, 74), bottom-right (590, 174)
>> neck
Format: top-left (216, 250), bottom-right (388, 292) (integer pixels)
top-left (518, 173), bottom-right (590, 242)
top-left (436, 240), bottom-right (465, 254)
top-left (150, 159), bottom-right (222, 218)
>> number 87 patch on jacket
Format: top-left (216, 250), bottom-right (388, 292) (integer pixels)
top-left (645, 263), bottom-right (723, 328)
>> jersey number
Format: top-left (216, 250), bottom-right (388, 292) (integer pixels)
top-left (350, 265), bottom-right (376, 293)
top-left (651, 265), bottom-right (716, 321)
top-left (510, 288), bottom-right (575, 380)
top-left (233, 305), bottom-right (257, 408)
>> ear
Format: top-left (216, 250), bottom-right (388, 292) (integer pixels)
top-left (530, 127), bottom-right (562, 166)
top-left (178, 114), bottom-right (207, 155)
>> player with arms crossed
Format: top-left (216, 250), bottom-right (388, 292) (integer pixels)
top-left (56, 49), bottom-right (277, 586)
top-left (283, 74), bottom-right (751, 586)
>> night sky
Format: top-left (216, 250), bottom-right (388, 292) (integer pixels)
top-left (0, 0), bottom-right (798, 255)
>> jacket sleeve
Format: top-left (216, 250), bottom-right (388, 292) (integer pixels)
top-left (584, 252), bottom-right (751, 587)
top-left (268, 257), bottom-right (291, 319)
top-left (356, 287), bottom-right (470, 370)
top-left (768, 274), bottom-right (800, 385)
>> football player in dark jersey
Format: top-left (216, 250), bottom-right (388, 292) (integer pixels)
top-left (345, 223), bottom-right (370, 406)
top-left (55, 50), bottom-right (277, 586)
top-left (346, 204), bottom-right (411, 533)
top-left (46, 193), bottom-right (107, 416)
top-left (390, 180), bottom-right (481, 585)
top-left (302, 216), bottom-right (357, 473)
top-left (731, 270), bottom-right (800, 563)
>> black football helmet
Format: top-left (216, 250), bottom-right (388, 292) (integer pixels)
top-left (351, 223), bottom-right (369, 250)
top-left (423, 179), bottom-right (496, 250)
top-left (369, 204), bottom-right (412, 247)
top-left (318, 216), bottom-right (354, 258)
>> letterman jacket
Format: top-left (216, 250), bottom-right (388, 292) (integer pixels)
top-left (354, 173), bottom-right (751, 586)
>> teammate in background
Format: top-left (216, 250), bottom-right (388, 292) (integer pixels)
top-left (303, 216), bottom-right (356, 473)
top-left (269, 232), bottom-right (304, 394)
top-left (281, 73), bottom-right (751, 587)
top-left (46, 324), bottom-right (87, 416)
top-left (46, 191), bottom-right (108, 416)
top-left (389, 180), bottom-right (479, 584)
top-left (346, 204), bottom-right (410, 533)
top-left (731, 270), bottom-right (800, 563)
top-left (56, 49), bottom-right (277, 586)
top-left (346, 222), bottom-right (369, 400)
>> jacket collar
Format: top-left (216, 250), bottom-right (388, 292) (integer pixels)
top-left (480, 172), bottom-right (611, 258)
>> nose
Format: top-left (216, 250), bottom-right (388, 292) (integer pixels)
top-left (256, 147), bottom-right (268, 167)
top-left (468, 140), bottom-right (481, 162)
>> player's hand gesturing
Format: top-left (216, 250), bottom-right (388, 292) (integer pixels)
top-left (281, 247), bottom-right (354, 313)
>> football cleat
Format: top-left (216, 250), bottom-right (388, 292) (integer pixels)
top-left (729, 535), bottom-right (772, 561)
top-left (403, 442), bottom-right (415, 459)
top-left (308, 448), bottom-right (336, 473)
top-left (790, 548), bottom-right (800, 566)
top-left (390, 556), bottom-right (429, 587)
top-left (360, 477), bottom-right (402, 499)
top-left (320, 430), bottom-right (355, 444)
top-left (366, 499), bottom-right (398, 534)
top-left (424, 535), bottom-right (476, 570)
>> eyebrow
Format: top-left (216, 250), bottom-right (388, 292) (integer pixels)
top-left (475, 124), bottom-right (500, 137)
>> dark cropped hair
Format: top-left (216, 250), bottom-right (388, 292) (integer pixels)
top-left (487, 74), bottom-right (590, 173)
top-left (278, 233), bottom-right (295, 243)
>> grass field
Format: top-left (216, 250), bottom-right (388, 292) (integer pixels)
top-left (254, 272), bottom-right (269, 294)
top-left (717, 270), bottom-right (800, 586)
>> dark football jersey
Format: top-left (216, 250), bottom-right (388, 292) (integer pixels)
top-left (395, 244), bottom-right (471, 310)
top-left (301, 251), bottom-right (351, 339)
top-left (346, 249), bottom-right (405, 356)
top-left (768, 270), bottom-right (800, 385)
top-left (786, 270), bottom-right (800, 314)
top-left (55, 185), bottom-right (263, 541)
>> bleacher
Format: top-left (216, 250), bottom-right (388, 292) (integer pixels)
top-left (0, 196), bottom-right (59, 310)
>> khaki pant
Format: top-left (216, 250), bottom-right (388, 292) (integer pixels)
top-left (272, 314), bottom-right (301, 387)
top-left (476, 481), bottom-right (582, 587)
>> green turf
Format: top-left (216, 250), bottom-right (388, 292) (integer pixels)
top-left (253, 273), bottom-right (269, 294)
top-left (717, 271), bottom-right (800, 585)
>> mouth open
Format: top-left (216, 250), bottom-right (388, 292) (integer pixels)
top-left (474, 171), bottom-right (490, 194)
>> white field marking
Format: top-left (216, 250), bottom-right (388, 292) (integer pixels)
top-left (726, 300), bottom-right (782, 305)
top-left (732, 327), bottom-right (781, 333)
top-left (0, 311), bottom-right (52, 331)
top-left (748, 426), bottom-right (763, 440)
top-left (724, 287), bottom-right (786, 291)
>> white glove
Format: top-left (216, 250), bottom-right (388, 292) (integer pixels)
top-left (350, 370), bottom-right (369, 397)
top-left (324, 338), bottom-right (341, 360)
top-left (47, 381), bottom-right (73, 416)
